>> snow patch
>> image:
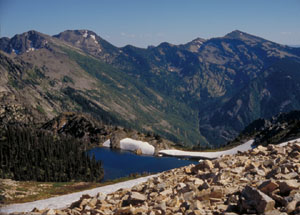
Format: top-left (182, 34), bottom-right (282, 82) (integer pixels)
top-left (13, 49), bottom-right (20, 54)
top-left (103, 139), bottom-right (110, 147)
top-left (83, 30), bottom-right (88, 38)
top-left (278, 137), bottom-right (300, 147)
top-left (120, 138), bottom-right (155, 155)
top-left (26, 47), bottom-right (35, 53)
top-left (90, 34), bottom-right (98, 44)
top-left (159, 140), bottom-right (254, 159)
top-left (101, 138), bottom-right (155, 155)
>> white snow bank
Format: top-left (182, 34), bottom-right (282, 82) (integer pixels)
top-left (101, 138), bottom-right (155, 155)
top-left (278, 137), bottom-right (300, 147)
top-left (120, 138), bottom-right (155, 155)
top-left (0, 175), bottom-right (157, 214)
top-left (159, 140), bottom-right (255, 159)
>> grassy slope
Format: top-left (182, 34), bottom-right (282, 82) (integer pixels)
top-left (61, 47), bottom-right (207, 146)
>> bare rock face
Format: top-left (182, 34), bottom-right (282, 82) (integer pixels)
top-left (110, 130), bottom-right (127, 149)
top-left (29, 141), bottom-right (300, 215)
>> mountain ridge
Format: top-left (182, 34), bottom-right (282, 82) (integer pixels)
top-left (1, 29), bottom-right (300, 147)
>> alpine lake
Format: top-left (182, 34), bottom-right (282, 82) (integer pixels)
top-left (88, 147), bottom-right (197, 182)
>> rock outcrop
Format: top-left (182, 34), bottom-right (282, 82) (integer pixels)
top-left (14, 141), bottom-right (300, 215)
top-left (41, 112), bottom-right (173, 152)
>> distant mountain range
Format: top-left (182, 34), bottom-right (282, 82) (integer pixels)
top-left (1, 29), bottom-right (300, 147)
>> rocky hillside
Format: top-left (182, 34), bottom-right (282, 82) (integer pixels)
top-left (1, 30), bottom-right (300, 146)
top-left (202, 59), bottom-right (300, 145)
top-left (41, 112), bottom-right (173, 153)
top-left (230, 110), bottom-right (300, 147)
top-left (29, 140), bottom-right (300, 214)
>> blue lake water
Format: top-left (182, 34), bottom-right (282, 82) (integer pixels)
top-left (88, 147), bottom-right (197, 182)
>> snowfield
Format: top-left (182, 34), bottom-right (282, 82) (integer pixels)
top-left (102, 138), bottom-right (155, 155)
top-left (159, 139), bottom-right (255, 159)
top-left (0, 175), bottom-right (157, 214)
top-left (278, 137), bottom-right (300, 147)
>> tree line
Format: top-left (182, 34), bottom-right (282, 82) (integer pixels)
top-left (0, 125), bottom-right (104, 182)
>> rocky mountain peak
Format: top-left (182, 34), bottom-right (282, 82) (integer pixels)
top-left (0, 30), bottom-right (49, 55)
top-left (224, 30), bottom-right (268, 46)
top-left (192, 37), bottom-right (206, 43)
top-left (182, 37), bottom-right (206, 53)
top-left (54, 29), bottom-right (100, 44)
top-left (54, 29), bottom-right (118, 59)
top-left (157, 42), bottom-right (176, 48)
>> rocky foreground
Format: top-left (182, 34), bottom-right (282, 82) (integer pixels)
top-left (12, 142), bottom-right (300, 215)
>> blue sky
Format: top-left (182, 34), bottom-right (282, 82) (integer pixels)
top-left (1, 0), bottom-right (299, 47)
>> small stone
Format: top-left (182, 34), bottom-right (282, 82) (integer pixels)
top-left (292, 143), bottom-right (300, 151)
top-left (154, 201), bottom-right (166, 212)
top-left (286, 200), bottom-right (297, 213)
top-left (71, 209), bottom-right (81, 215)
top-left (192, 160), bottom-right (214, 172)
top-left (160, 188), bottom-right (172, 196)
top-left (256, 168), bottom-right (266, 176)
top-left (184, 166), bottom-right (193, 174)
top-left (130, 192), bottom-right (146, 201)
top-left (278, 180), bottom-right (300, 194)
top-left (56, 210), bottom-right (68, 215)
top-left (42, 209), bottom-right (56, 215)
top-left (157, 182), bottom-right (167, 190)
top-left (183, 191), bottom-right (194, 202)
top-left (85, 205), bottom-right (92, 210)
top-left (193, 209), bottom-right (206, 215)
top-left (264, 209), bottom-right (285, 215)
top-left (209, 186), bottom-right (225, 198)
top-left (32, 208), bottom-right (40, 212)
top-left (215, 204), bottom-right (227, 211)
top-left (122, 192), bottom-right (146, 206)
top-left (167, 196), bottom-right (181, 207)
top-left (258, 180), bottom-right (279, 194)
top-left (198, 182), bottom-right (210, 191)
top-left (263, 160), bottom-right (275, 168)
top-left (210, 197), bottom-right (222, 203)
top-left (135, 148), bottom-right (142, 155)
top-left (193, 178), bottom-right (204, 186)
top-left (282, 172), bottom-right (298, 180)
top-left (97, 192), bottom-right (107, 201)
top-left (190, 200), bottom-right (202, 210)
top-left (88, 197), bottom-right (98, 207)
top-left (231, 167), bottom-right (244, 174)
top-left (215, 161), bottom-right (228, 169)
top-left (115, 206), bottom-right (135, 215)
